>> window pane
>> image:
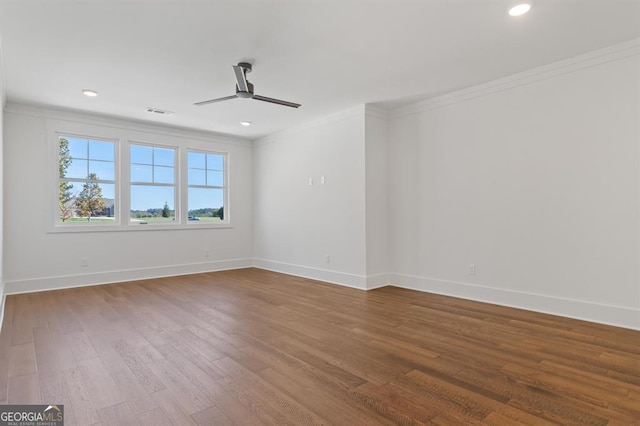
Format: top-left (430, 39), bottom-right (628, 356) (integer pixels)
top-left (131, 164), bottom-right (152, 182)
top-left (67, 137), bottom-right (88, 160)
top-left (59, 181), bottom-right (115, 223)
top-left (130, 145), bottom-right (152, 165)
top-left (188, 151), bottom-right (205, 169)
top-left (154, 166), bottom-right (174, 184)
top-left (99, 183), bottom-right (115, 200)
top-left (206, 170), bottom-right (224, 186)
top-left (154, 148), bottom-right (174, 167)
top-left (207, 154), bottom-right (224, 170)
top-left (188, 187), bottom-right (224, 221)
top-left (66, 159), bottom-right (89, 179)
top-left (89, 160), bottom-right (115, 181)
top-left (130, 185), bottom-right (175, 224)
top-left (188, 168), bottom-right (206, 186)
top-left (89, 140), bottom-right (114, 161)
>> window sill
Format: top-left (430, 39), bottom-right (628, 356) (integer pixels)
top-left (48, 222), bottom-right (233, 233)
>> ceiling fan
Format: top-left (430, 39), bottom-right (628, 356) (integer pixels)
top-left (194, 62), bottom-right (301, 108)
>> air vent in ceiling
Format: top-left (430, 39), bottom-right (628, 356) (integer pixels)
top-left (146, 107), bottom-right (174, 115)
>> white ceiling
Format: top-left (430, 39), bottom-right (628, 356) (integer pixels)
top-left (1, 0), bottom-right (639, 139)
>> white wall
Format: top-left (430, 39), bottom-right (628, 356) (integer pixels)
top-left (3, 104), bottom-right (254, 293)
top-left (253, 107), bottom-right (368, 288)
top-left (388, 40), bottom-right (640, 329)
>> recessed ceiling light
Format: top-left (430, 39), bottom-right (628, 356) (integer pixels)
top-left (82, 89), bottom-right (98, 97)
top-left (508, 3), bottom-right (531, 16)
top-left (240, 121), bottom-right (252, 126)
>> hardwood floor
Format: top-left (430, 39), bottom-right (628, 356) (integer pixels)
top-left (0, 268), bottom-right (639, 425)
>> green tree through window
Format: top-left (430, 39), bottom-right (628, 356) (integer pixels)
top-left (58, 138), bottom-right (74, 221)
top-left (75, 173), bottom-right (106, 221)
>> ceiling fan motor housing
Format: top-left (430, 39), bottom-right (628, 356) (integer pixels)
top-left (236, 81), bottom-right (254, 98)
top-left (237, 62), bottom-right (252, 73)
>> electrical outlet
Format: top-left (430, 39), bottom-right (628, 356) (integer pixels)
top-left (81, 257), bottom-right (88, 267)
top-left (325, 255), bottom-right (331, 264)
top-left (320, 176), bottom-right (325, 184)
top-left (467, 264), bottom-right (476, 275)
top-left (308, 177), bottom-right (313, 186)
top-left (204, 249), bottom-right (209, 257)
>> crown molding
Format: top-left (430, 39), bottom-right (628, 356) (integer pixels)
top-left (364, 104), bottom-right (390, 120)
top-left (392, 38), bottom-right (640, 119)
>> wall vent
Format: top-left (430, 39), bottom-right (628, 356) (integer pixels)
top-left (146, 107), bottom-right (174, 115)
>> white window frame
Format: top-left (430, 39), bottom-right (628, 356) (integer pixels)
top-left (128, 141), bottom-right (179, 227)
top-left (54, 133), bottom-right (120, 228)
top-left (48, 120), bottom-right (233, 233)
top-left (185, 149), bottom-right (229, 225)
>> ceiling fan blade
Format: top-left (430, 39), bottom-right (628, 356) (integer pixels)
top-left (193, 94), bottom-right (238, 106)
top-left (253, 94), bottom-right (301, 108)
top-left (233, 65), bottom-right (249, 92)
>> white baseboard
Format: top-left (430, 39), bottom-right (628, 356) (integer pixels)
top-left (390, 273), bottom-right (640, 331)
top-left (2, 263), bottom-right (637, 331)
top-left (3, 258), bottom-right (253, 295)
top-left (253, 258), bottom-right (368, 290)
top-left (366, 273), bottom-right (391, 290)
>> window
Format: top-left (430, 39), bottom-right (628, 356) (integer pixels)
top-left (53, 128), bottom-right (231, 231)
top-left (130, 143), bottom-right (177, 224)
top-left (58, 135), bottom-right (116, 224)
top-left (187, 150), bottom-right (226, 222)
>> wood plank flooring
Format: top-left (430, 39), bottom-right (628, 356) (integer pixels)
top-left (0, 268), bottom-right (639, 425)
